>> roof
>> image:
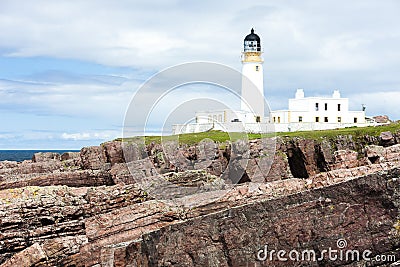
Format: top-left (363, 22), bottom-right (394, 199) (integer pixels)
top-left (244, 28), bottom-right (260, 42)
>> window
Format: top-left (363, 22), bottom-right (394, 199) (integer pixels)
top-left (315, 103), bottom-right (319, 111)
top-left (315, 117), bottom-right (320, 122)
top-left (324, 117), bottom-right (328, 122)
top-left (273, 117), bottom-right (276, 123)
top-left (338, 117), bottom-right (342, 123)
top-left (218, 115), bottom-right (222, 122)
top-left (325, 103), bottom-right (328, 111)
top-left (278, 117), bottom-right (281, 123)
top-left (354, 117), bottom-right (358, 123)
top-left (298, 116), bottom-right (303, 122)
top-left (338, 104), bottom-right (341, 111)
top-left (256, 116), bottom-right (260, 123)
top-left (255, 66), bottom-right (259, 71)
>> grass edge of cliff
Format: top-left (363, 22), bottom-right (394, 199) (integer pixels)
top-left (114, 121), bottom-right (400, 146)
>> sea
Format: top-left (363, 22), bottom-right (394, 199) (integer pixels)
top-left (0, 150), bottom-right (80, 162)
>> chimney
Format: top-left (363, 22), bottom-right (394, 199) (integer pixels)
top-left (295, 89), bottom-right (304, 99)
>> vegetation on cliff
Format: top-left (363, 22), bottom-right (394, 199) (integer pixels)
top-left (117, 122), bottom-right (400, 145)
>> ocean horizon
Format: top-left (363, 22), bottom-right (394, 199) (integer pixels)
top-left (0, 150), bottom-right (80, 162)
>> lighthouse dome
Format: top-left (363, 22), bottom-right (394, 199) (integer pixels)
top-left (244, 28), bottom-right (260, 42)
top-left (244, 28), bottom-right (261, 52)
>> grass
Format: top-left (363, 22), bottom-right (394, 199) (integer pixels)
top-left (276, 122), bottom-right (400, 140)
top-left (116, 122), bottom-right (400, 145)
top-left (117, 131), bottom-right (265, 146)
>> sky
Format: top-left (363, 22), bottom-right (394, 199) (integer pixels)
top-left (0, 0), bottom-right (399, 149)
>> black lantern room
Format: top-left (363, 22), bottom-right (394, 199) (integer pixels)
top-left (244, 28), bottom-right (261, 52)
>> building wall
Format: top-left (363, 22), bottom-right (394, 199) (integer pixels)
top-left (195, 110), bottom-right (261, 125)
top-left (172, 122), bottom-right (274, 135)
top-left (271, 92), bottom-right (365, 126)
top-left (270, 110), bottom-right (365, 125)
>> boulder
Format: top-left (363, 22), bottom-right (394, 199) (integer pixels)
top-left (384, 144), bottom-right (400, 162)
top-left (123, 142), bottom-right (144, 162)
top-left (110, 160), bottom-right (157, 185)
top-left (365, 145), bottom-right (385, 163)
top-left (32, 152), bottom-right (61, 162)
top-left (0, 161), bottom-right (18, 170)
top-left (333, 149), bottom-right (359, 168)
top-left (0, 243), bottom-right (46, 267)
top-left (80, 146), bottom-right (107, 170)
top-left (102, 141), bottom-right (125, 166)
top-left (380, 131), bottom-right (395, 147)
top-left (61, 152), bottom-right (80, 161)
top-left (373, 115), bottom-right (390, 123)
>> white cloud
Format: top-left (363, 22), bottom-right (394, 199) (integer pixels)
top-left (349, 91), bottom-right (400, 120)
top-left (1, 0), bottom-right (399, 76)
top-left (61, 130), bottom-right (119, 141)
top-left (0, 77), bottom-right (139, 120)
top-left (61, 133), bottom-right (91, 141)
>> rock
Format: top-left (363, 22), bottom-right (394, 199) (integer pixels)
top-left (1, 164), bottom-right (400, 265)
top-left (123, 169), bottom-right (400, 266)
top-left (0, 161), bottom-right (63, 176)
top-left (265, 152), bottom-right (292, 181)
top-left (206, 159), bottom-right (228, 177)
top-left (0, 170), bottom-right (114, 190)
top-left (32, 152), bottom-right (61, 162)
top-left (110, 163), bottom-right (132, 185)
top-left (61, 152), bottom-right (80, 161)
top-left (333, 149), bottom-right (359, 169)
top-left (365, 145), bottom-right (386, 163)
top-left (373, 115), bottom-right (390, 123)
top-left (0, 184), bottom-right (150, 265)
top-left (80, 146), bottom-right (107, 170)
top-left (385, 144), bottom-right (400, 162)
top-left (380, 131), bottom-right (395, 147)
top-left (0, 243), bottom-right (46, 267)
top-left (334, 135), bottom-right (356, 151)
top-left (102, 141), bottom-right (125, 166)
top-left (123, 142), bottom-right (144, 162)
top-left (163, 169), bottom-right (219, 187)
top-left (0, 161), bottom-right (17, 170)
top-left (111, 159), bottom-right (157, 185)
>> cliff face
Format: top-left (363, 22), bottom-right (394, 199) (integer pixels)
top-left (0, 129), bottom-right (399, 266)
top-left (128, 169), bottom-right (400, 267)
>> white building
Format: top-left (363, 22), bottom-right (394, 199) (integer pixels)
top-left (270, 89), bottom-right (367, 132)
top-left (173, 109), bottom-right (271, 134)
top-left (172, 29), bottom-right (370, 135)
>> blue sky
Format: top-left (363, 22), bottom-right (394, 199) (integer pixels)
top-left (0, 0), bottom-right (399, 149)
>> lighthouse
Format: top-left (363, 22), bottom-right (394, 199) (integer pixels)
top-left (241, 28), bottom-right (264, 122)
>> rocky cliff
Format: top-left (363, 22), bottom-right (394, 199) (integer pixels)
top-left (0, 128), bottom-right (399, 266)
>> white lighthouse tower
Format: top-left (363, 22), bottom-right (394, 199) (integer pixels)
top-left (241, 28), bottom-right (264, 123)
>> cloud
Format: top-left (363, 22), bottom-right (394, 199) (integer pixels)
top-left (61, 130), bottom-right (119, 141)
top-left (0, 74), bottom-right (140, 119)
top-left (0, 0), bottom-right (399, 150)
top-left (61, 132), bottom-right (91, 141)
top-left (349, 91), bottom-right (400, 120)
